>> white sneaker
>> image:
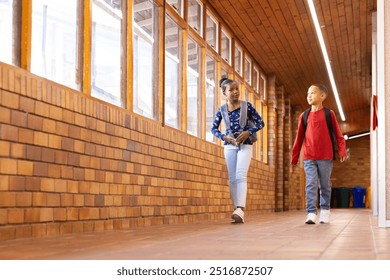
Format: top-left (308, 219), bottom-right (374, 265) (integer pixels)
top-left (305, 213), bottom-right (317, 224)
top-left (231, 208), bottom-right (244, 223)
top-left (320, 209), bottom-right (330, 224)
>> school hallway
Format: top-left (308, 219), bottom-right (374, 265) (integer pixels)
top-left (0, 209), bottom-right (389, 260)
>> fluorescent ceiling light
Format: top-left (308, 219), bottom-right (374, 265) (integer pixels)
top-left (344, 131), bottom-right (371, 140)
top-left (307, 0), bottom-right (346, 121)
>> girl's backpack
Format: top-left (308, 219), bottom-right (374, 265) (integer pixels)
top-left (220, 100), bottom-right (258, 143)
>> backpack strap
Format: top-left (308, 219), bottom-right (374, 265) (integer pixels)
top-left (302, 108), bottom-right (311, 134)
top-left (239, 100), bottom-right (247, 128)
top-left (220, 103), bottom-right (232, 131)
top-left (324, 108), bottom-right (336, 160)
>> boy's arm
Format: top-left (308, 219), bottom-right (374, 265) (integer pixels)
top-left (291, 113), bottom-right (305, 165)
top-left (331, 110), bottom-right (347, 161)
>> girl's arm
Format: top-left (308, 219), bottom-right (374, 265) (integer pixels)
top-left (211, 108), bottom-right (225, 140)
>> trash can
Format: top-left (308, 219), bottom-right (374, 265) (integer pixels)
top-left (331, 188), bottom-right (339, 208)
top-left (337, 187), bottom-right (351, 208)
top-left (352, 186), bottom-right (366, 208)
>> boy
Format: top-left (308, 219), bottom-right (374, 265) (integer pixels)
top-left (291, 84), bottom-right (347, 224)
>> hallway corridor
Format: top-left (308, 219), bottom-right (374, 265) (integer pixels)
top-left (0, 209), bottom-right (389, 260)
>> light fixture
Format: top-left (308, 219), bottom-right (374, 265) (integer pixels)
top-left (344, 131), bottom-right (371, 140)
top-left (307, 0), bottom-right (346, 121)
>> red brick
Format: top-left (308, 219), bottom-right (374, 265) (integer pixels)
top-left (34, 131), bottom-right (49, 147)
top-left (48, 164), bottom-right (61, 178)
top-left (11, 143), bottom-right (26, 158)
top-left (31, 224), bottom-right (47, 238)
top-left (32, 192), bottom-right (47, 206)
top-left (0, 107), bottom-right (11, 125)
top-left (11, 110), bottom-right (27, 127)
top-left (16, 192), bottom-right (32, 207)
top-left (60, 223), bottom-right (73, 235)
top-left (19, 96), bottom-right (35, 113)
top-left (1, 91), bottom-right (19, 109)
top-left (0, 209), bottom-right (7, 225)
top-left (33, 162), bottom-right (49, 177)
top-left (0, 192), bottom-right (16, 207)
top-left (25, 177), bottom-right (41, 191)
top-left (0, 227), bottom-right (15, 241)
top-left (9, 175), bottom-right (25, 191)
top-left (27, 114), bottom-right (43, 130)
top-left (24, 208), bottom-right (40, 223)
top-left (67, 208), bottom-right (79, 221)
top-left (46, 193), bottom-right (61, 207)
top-left (17, 160), bottom-right (33, 176)
top-left (46, 224), bottom-right (61, 237)
top-left (1, 124), bottom-right (18, 141)
top-left (53, 208), bottom-right (67, 221)
top-left (15, 225), bottom-right (32, 239)
top-left (39, 208), bottom-right (54, 222)
top-left (8, 208), bottom-right (24, 224)
top-left (0, 141), bottom-right (10, 157)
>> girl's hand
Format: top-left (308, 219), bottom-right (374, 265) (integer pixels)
top-left (235, 131), bottom-right (251, 144)
top-left (223, 136), bottom-right (236, 145)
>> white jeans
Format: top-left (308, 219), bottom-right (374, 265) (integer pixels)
top-left (224, 144), bottom-right (252, 208)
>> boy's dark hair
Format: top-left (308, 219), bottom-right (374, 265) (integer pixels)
top-left (312, 83), bottom-right (329, 95)
top-left (219, 76), bottom-right (234, 92)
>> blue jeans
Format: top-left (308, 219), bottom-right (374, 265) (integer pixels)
top-left (304, 160), bottom-right (333, 214)
top-left (224, 144), bottom-right (252, 209)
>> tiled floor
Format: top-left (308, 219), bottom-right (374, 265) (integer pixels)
top-left (1, 209), bottom-right (390, 260)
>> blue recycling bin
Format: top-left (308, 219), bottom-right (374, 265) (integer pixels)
top-left (352, 187), bottom-right (366, 208)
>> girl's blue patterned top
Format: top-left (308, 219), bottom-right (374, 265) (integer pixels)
top-left (211, 102), bottom-right (264, 145)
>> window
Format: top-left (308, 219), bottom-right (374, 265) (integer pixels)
top-left (206, 11), bottom-right (218, 51)
top-left (133, 0), bottom-right (159, 119)
top-left (253, 66), bottom-right (259, 93)
top-left (166, 0), bottom-right (183, 17)
top-left (234, 44), bottom-right (242, 76)
top-left (165, 15), bottom-right (182, 129)
top-left (244, 56), bottom-right (252, 85)
top-left (187, 0), bottom-right (203, 36)
top-left (205, 55), bottom-right (217, 142)
top-left (221, 29), bottom-right (231, 64)
top-left (187, 37), bottom-right (201, 136)
top-left (31, 0), bottom-right (79, 89)
top-left (91, 0), bottom-right (123, 106)
top-left (260, 73), bottom-right (267, 101)
top-left (0, 0), bottom-right (14, 64)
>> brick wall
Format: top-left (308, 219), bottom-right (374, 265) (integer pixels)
top-left (331, 136), bottom-right (370, 188)
top-left (275, 85), bottom-right (285, 211)
top-left (0, 62), bottom-right (276, 241)
top-left (288, 106), bottom-right (305, 210)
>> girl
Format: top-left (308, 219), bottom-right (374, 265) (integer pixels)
top-left (211, 77), bottom-right (265, 223)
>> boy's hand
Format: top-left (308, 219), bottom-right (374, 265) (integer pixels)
top-left (340, 156), bottom-right (346, 162)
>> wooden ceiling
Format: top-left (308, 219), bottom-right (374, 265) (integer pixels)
top-left (208, 0), bottom-right (376, 135)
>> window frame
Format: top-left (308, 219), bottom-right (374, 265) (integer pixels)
top-left (234, 42), bottom-right (243, 77)
top-left (205, 10), bottom-right (218, 52)
top-left (166, 0), bottom-right (184, 18)
top-left (244, 54), bottom-right (252, 86)
top-left (187, 0), bottom-right (203, 37)
top-left (253, 66), bottom-right (260, 94)
top-left (220, 28), bottom-right (231, 65)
